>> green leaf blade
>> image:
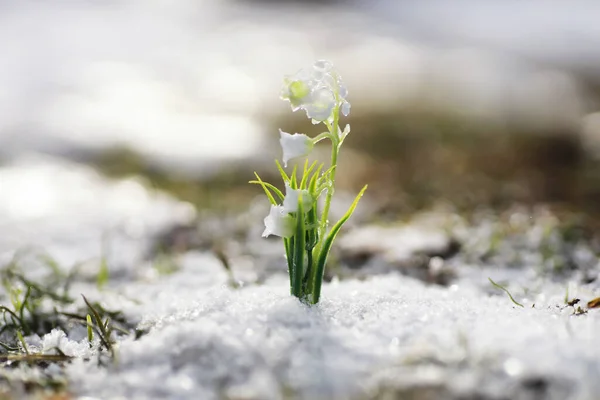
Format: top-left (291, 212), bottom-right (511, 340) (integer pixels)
top-left (311, 185), bottom-right (367, 304)
top-left (292, 197), bottom-right (306, 298)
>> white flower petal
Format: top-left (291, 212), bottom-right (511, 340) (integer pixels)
top-left (262, 205), bottom-right (295, 238)
top-left (279, 130), bottom-right (314, 167)
top-left (304, 88), bottom-right (335, 121)
top-left (281, 60), bottom-right (348, 123)
top-left (282, 184), bottom-right (314, 213)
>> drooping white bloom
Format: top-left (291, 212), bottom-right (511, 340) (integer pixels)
top-left (280, 70), bottom-right (313, 111)
top-left (282, 183), bottom-right (313, 214)
top-left (262, 205), bottom-right (295, 238)
top-left (304, 87), bottom-right (336, 122)
top-left (279, 129), bottom-right (314, 167)
top-left (280, 60), bottom-right (349, 122)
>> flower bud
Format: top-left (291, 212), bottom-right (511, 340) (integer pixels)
top-left (282, 184), bottom-right (314, 214)
top-left (262, 205), bottom-right (295, 238)
top-left (279, 130), bottom-right (314, 167)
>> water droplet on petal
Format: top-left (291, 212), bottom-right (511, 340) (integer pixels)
top-left (341, 101), bottom-right (351, 117)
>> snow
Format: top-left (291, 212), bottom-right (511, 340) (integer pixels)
top-left (64, 269), bottom-right (600, 400)
top-left (0, 156), bottom-right (598, 398)
top-left (0, 154), bottom-right (196, 273)
top-left (1, 154), bottom-right (599, 399)
top-left (36, 329), bottom-right (93, 358)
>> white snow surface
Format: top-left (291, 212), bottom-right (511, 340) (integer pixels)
top-left (66, 264), bottom-right (600, 400)
top-left (0, 155), bottom-right (196, 275)
top-left (0, 155), bottom-right (598, 398)
top-left (1, 155), bottom-right (598, 398)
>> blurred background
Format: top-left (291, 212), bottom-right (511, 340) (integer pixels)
top-left (3, 0), bottom-right (600, 266)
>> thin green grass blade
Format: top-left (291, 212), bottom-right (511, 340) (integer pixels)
top-left (16, 331), bottom-right (29, 355)
top-left (251, 173), bottom-right (278, 205)
top-left (82, 295), bottom-right (113, 353)
top-left (308, 163), bottom-right (324, 194)
top-left (300, 160), bottom-right (318, 189)
top-left (275, 160), bottom-right (291, 183)
top-left (249, 180), bottom-right (285, 202)
top-left (291, 164), bottom-right (298, 189)
top-left (288, 237), bottom-right (295, 295)
top-left (284, 238), bottom-right (293, 294)
top-left (302, 207), bottom-right (318, 294)
top-left (311, 185), bottom-right (367, 304)
top-left (86, 314), bottom-right (94, 345)
top-left (317, 165), bottom-right (336, 185)
top-left (292, 196), bottom-right (305, 298)
top-left (301, 159), bottom-right (309, 188)
top-left (488, 278), bottom-right (524, 307)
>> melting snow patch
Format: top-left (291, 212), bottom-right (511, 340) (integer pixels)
top-left (65, 273), bottom-right (600, 400)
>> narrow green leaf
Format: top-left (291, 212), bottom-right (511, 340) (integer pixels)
top-left (287, 237), bottom-right (295, 295)
top-left (249, 180), bottom-right (285, 202)
top-left (86, 314), bottom-right (94, 345)
top-left (300, 160), bottom-right (318, 189)
top-left (275, 160), bottom-right (291, 183)
top-left (16, 331), bottom-right (28, 355)
top-left (292, 196), bottom-right (305, 298)
top-left (291, 164), bottom-right (298, 189)
top-left (488, 278), bottom-right (524, 308)
top-left (283, 238), bottom-right (293, 294)
top-left (303, 207), bottom-right (318, 295)
top-left (308, 163), bottom-right (324, 194)
top-left (251, 172), bottom-right (277, 205)
top-left (82, 295), bottom-right (113, 353)
top-left (301, 159), bottom-right (309, 187)
top-left (311, 185), bottom-right (367, 304)
top-left (317, 165), bottom-right (336, 186)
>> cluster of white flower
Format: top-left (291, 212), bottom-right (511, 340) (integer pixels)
top-left (280, 60), bottom-right (350, 123)
top-left (252, 60), bottom-right (366, 304)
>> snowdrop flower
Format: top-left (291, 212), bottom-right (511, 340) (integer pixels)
top-left (262, 205), bottom-right (295, 238)
top-left (280, 60), bottom-right (348, 122)
top-left (282, 184), bottom-right (313, 213)
top-left (252, 59), bottom-right (366, 304)
top-left (279, 130), bottom-right (314, 167)
top-left (280, 71), bottom-right (313, 112)
top-left (304, 88), bottom-right (336, 122)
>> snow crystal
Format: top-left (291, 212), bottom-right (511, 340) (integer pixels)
top-left (41, 329), bottom-right (93, 358)
top-left (64, 269), bottom-right (600, 400)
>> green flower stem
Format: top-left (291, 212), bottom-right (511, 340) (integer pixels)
top-left (310, 101), bottom-right (340, 296)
